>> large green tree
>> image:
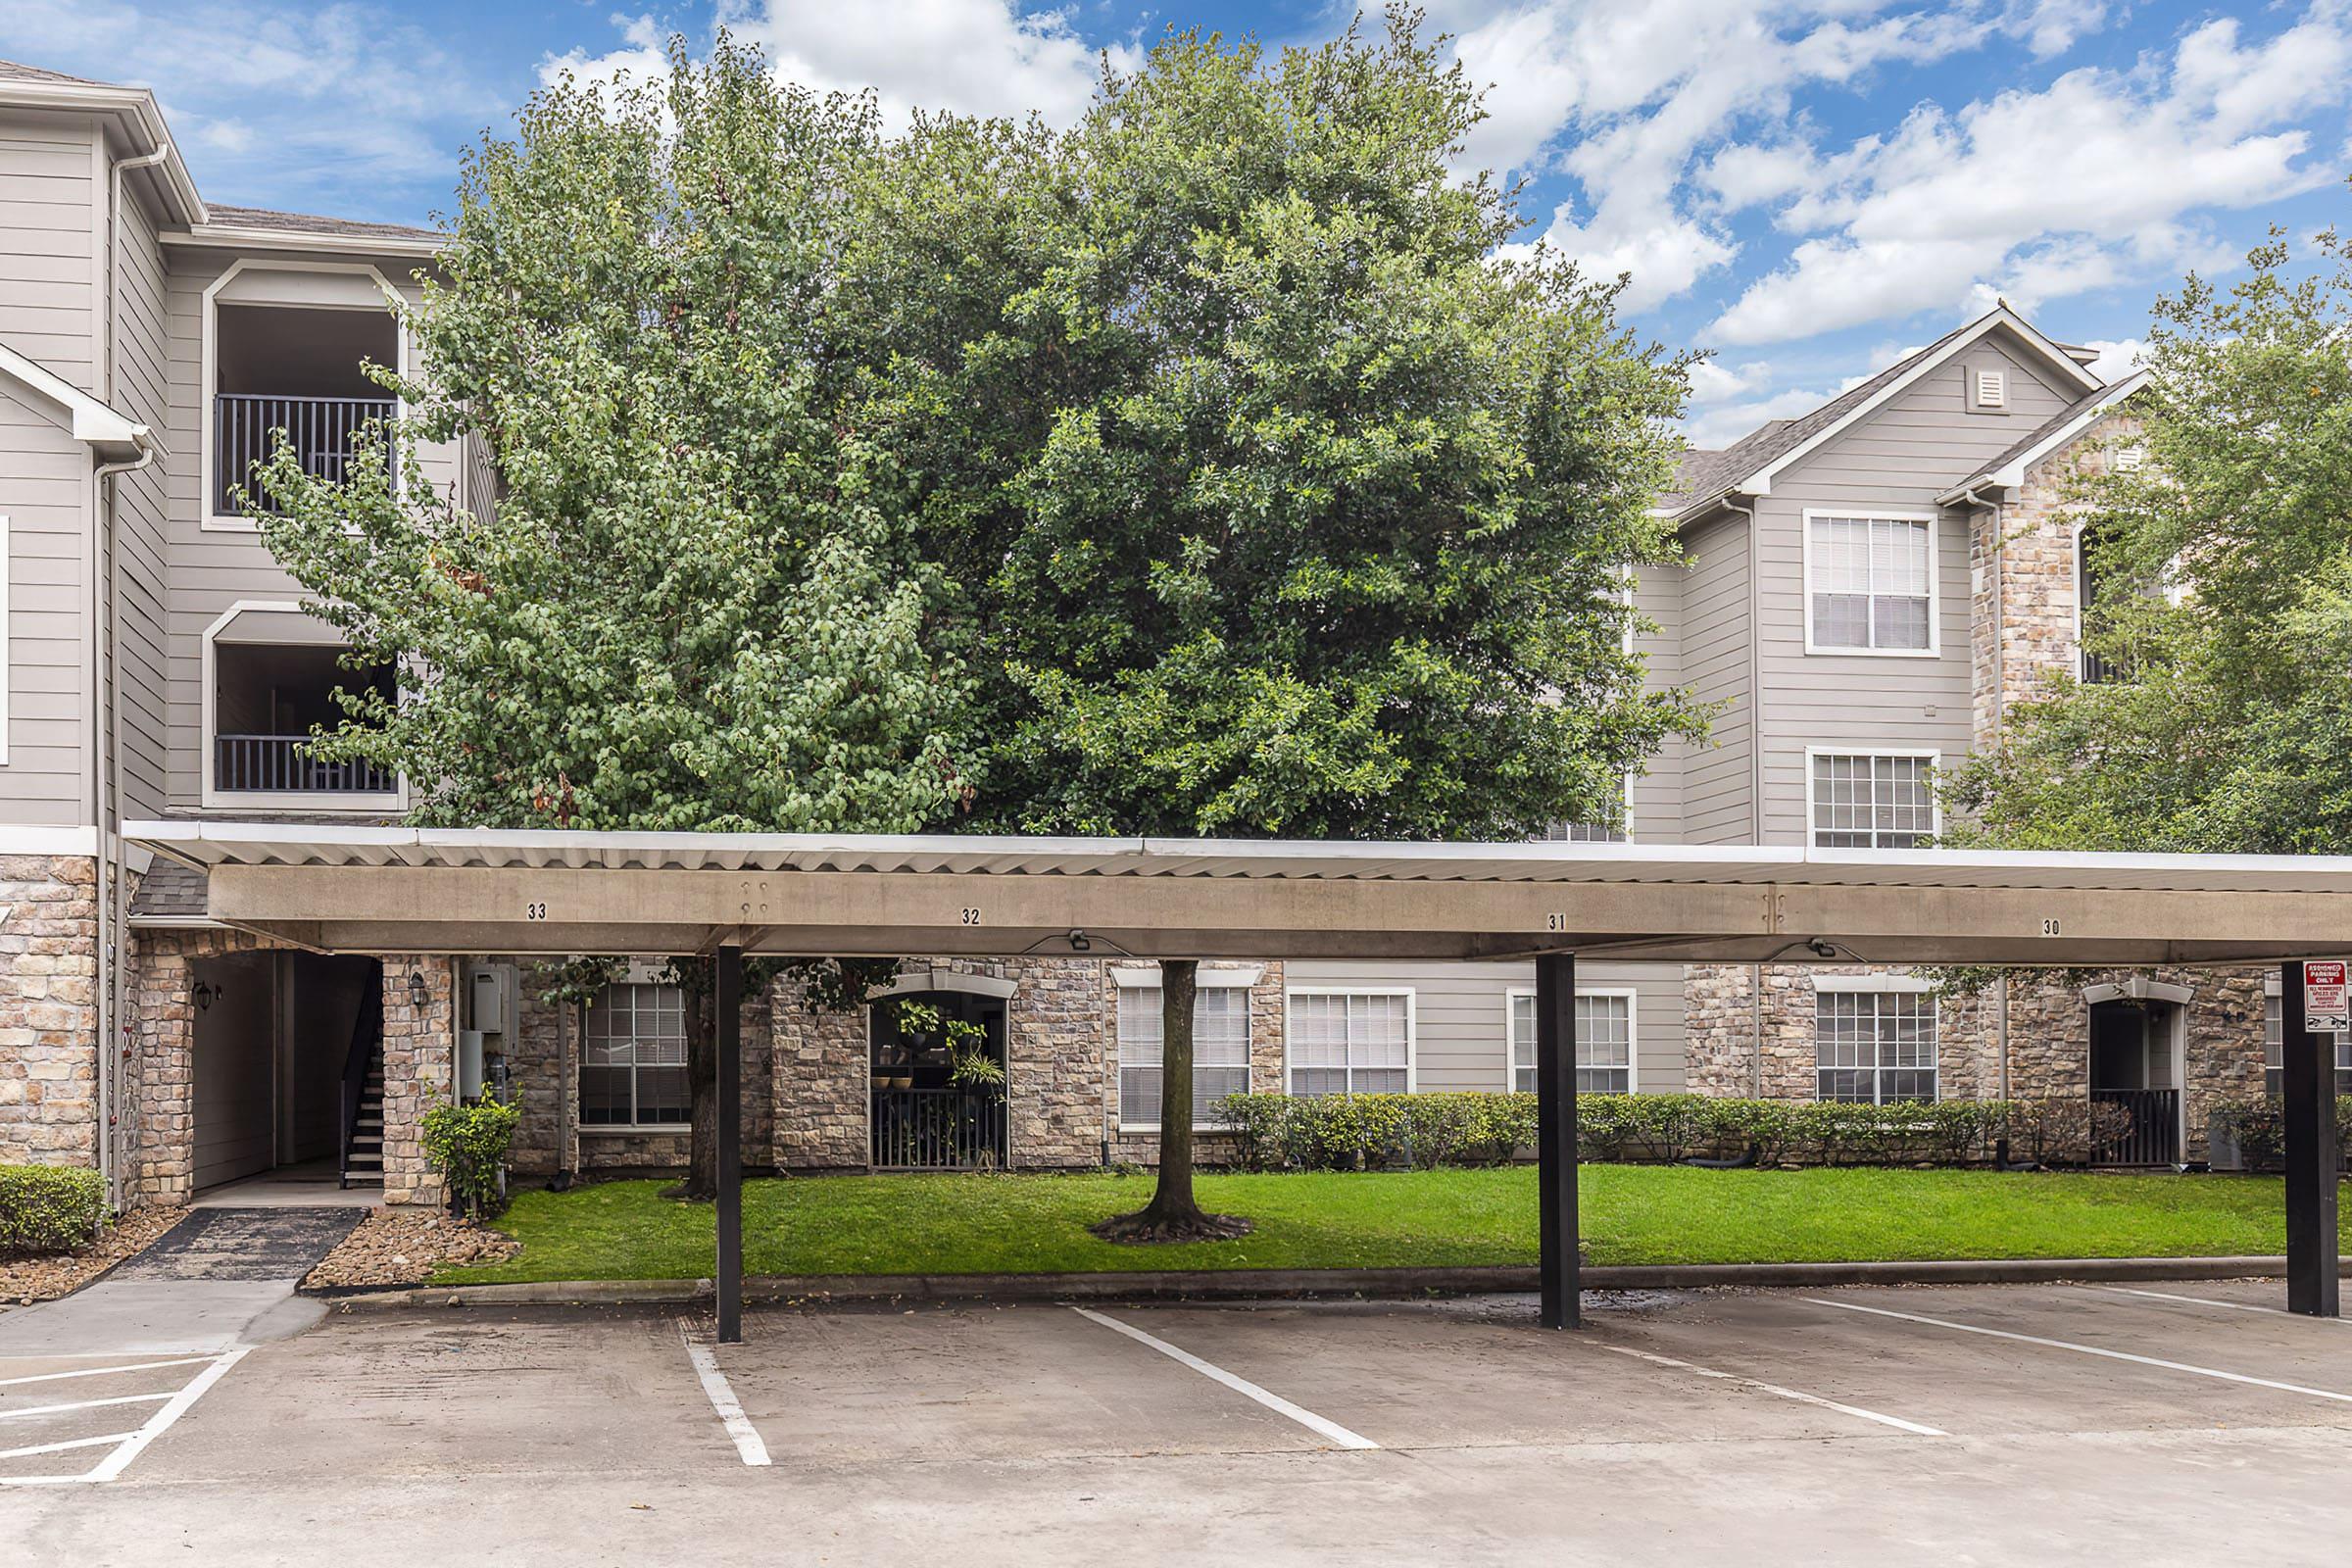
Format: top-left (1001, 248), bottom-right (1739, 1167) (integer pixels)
top-left (1946, 218), bottom-right (2352, 856)
top-left (865, 17), bottom-right (1703, 1239)
top-left (255, 41), bottom-right (978, 1197)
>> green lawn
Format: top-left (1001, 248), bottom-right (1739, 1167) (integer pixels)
top-left (437, 1165), bottom-right (2346, 1286)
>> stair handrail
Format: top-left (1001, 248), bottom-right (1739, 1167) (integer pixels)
top-left (339, 968), bottom-right (385, 1187)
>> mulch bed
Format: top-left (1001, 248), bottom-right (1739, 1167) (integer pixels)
top-left (302, 1207), bottom-right (520, 1290)
top-left (0, 1207), bottom-right (189, 1305)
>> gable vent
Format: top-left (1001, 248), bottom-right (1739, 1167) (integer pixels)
top-left (2117, 444), bottom-right (2146, 471)
top-left (1975, 368), bottom-right (2006, 408)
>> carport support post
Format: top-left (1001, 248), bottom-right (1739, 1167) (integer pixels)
top-left (2280, 961), bottom-right (2339, 1318)
top-left (716, 944), bottom-right (745, 1344)
top-left (1536, 953), bottom-right (1580, 1330)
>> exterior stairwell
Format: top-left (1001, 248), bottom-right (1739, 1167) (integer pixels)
top-left (340, 970), bottom-right (386, 1189)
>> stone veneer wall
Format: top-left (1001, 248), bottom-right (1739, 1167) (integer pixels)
top-left (0, 855), bottom-right (99, 1167)
top-left (771, 970), bottom-right (871, 1171)
top-left (1107, 962), bottom-right (1287, 1167)
top-left (377, 957), bottom-right (457, 1206)
top-left (1971, 411), bottom-right (2144, 751)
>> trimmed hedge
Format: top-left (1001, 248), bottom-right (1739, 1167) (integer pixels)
top-left (1213, 1091), bottom-right (2129, 1172)
top-left (2208, 1097), bottom-right (2352, 1170)
top-left (0, 1164), bottom-right (109, 1256)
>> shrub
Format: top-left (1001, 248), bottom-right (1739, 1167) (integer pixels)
top-left (0, 1164), bottom-right (108, 1256)
top-left (420, 1097), bottom-right (522, 1219)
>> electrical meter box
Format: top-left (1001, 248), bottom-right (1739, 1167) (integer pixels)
top-left (459, 961), bottom-right (519, 1101)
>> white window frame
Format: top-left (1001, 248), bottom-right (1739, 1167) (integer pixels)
top-left (578, 979), bottom-right (693, 1133)
top-left (200, 258), bottom-right (411, 533)
top-left (1110, 967), bottom-right (1258, 1132)
top-left (1284, 987), bottom-right (1417, 1098)
top-left (1801, 507), bottom-right (1940, 658)
top-left (2262, 978), bottom-right (2352, 1098)
top-left (1506, 986), bottom-right (1639, 1095)
top-left (1803, 747), bottom-right (1939, 850)
top-left (1812, 983), bottom-right (1939, 1104)
top-left (200, 598), bottom-right (407, 812)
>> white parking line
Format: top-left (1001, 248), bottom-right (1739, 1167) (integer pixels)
top-left (1807, 1297), bottom-right (2352, 1406)
top-left (680, 1326), bottom-right (771, 1468)
top-left (2088, 1285), bottom-right (2352, 1321)
top-left (1593, 1342), bottom-right (1946, 1437)
top-left (0, 1392), bottom-right (175, 1422)
top-left (0, 1356), bottom-right (216, 1389)
top-left (0, 1348), bottom-right (248, 1487)
top-left (1066, 1306), bottom-right (1380, 1451)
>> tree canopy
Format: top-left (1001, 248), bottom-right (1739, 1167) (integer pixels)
top-left (1945, 217), bottom-right (2352, 855)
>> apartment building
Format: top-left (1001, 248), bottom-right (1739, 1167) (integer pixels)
top-left (0, 61), bottom-right (2287, 1210)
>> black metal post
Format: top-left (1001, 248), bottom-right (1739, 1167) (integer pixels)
top-left (2281, 961), bottom-right (2338, 1317)
top-left (1536, 953), bottom-right (1580, 1330)
top-left (716, 944), bottom-right (745, 1344)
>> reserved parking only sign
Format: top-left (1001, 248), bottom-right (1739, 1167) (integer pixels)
top-left (2305, 960), bottom-right (2350, 1033)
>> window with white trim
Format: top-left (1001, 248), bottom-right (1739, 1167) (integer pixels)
top-left (1815, 991), bottom-right (1937, 1102)
top-left (1118, 984), bottom-right (1250, 1128)
top-left (581, 982), bottom-right (690, 1127)
top-left (1289, 992), bottom-right (1410, 1097)
top-left (2262, 990), bottom-right (2352, 1098)
top-left (1811, 753), bottom-right (1935, 848)
top-left (1808, 514), bottom-right (1932, 651)
top-left (1509, 992), bottom-right (1633, 1095)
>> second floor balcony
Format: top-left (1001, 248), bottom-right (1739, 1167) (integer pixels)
top-left (212, 299), bottom-right (400, 521)
top-left (209, 634), bottom-right (400, 808)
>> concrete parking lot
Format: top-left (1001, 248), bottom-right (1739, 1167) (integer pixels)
top-left (7, 1280), bottom-right (2352, 1564)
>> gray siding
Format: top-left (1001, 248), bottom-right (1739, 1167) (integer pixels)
top-left (109, 178), bottom-right (172, 819)
top-left (1672, 507), bottom-right (1754, 844)
top-left (1627, 562), bottom-right (1683, 842)
top-left (1284, 960), bottom-right (1688, 1094)
top-left (1748, 331), bottom-right (2082, 845)
top-left (0, 390), bottom-right (91, 824)
top-left (0, 113), bottom-right (99, 395)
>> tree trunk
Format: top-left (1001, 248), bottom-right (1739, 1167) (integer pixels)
top-left (681, 962), bottom-right (717, 1200)
top-left (1091, 958), bottom-right (1251, 1243)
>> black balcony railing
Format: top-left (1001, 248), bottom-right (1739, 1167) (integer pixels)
top-left (215, 734), bottom-right (396, 796)
top-left (215, 393), bottom-right (397, 515)
top-left (2092, 1087), bottom-right (2180, 1166)
top-left (869, 1088), bottom-right (1005, 1170)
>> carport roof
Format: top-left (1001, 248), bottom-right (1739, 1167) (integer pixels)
top-left (124, 819), bottom-right (2352, 966)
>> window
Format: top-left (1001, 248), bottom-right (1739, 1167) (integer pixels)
top-left (1118, 984), bottom-right (1250, 1128)
top-left (580, 982), bottom-right (690, 1127)
top-left (1288, 992), bottom-right (1411, 1097)
top-left (1509, 991), bottom-right (1634, 1095)
top-left (1807, 513), bottom-right (1934, 653)
top-left (1535, 818), bottom-right (1629, 845)
top-left (1816, 990), bottom-right (1937, 1102)
top-left (2262, 989), bottom-right (2352, 1098)
top-left (1810, 753), bottom-right (1936, 848)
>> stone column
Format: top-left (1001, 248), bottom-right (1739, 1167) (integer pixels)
top-left (1005, 957), bottom-right (1107, 1170)
top-left (0, 854), bottom-right (100, 1169)
top-left (379, 956), bottom-right (457, 1206)
top-left (770, 970), bottom-right (870, 1171)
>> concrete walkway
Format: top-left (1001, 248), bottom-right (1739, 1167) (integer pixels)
top-left (0, 1208), bottom-right (362, 1356)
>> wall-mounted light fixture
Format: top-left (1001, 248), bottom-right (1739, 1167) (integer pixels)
top-left (407, 969), bottom-right (430, 1011)
top-left (193, 980), bottom-right (218, 1012)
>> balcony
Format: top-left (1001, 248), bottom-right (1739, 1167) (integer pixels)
top-left (211, 300), bottom-right (399, 521)
top-left (215, 393), bottom-right (396, 515)
top-left (214, 734), bottom-right (397, 796)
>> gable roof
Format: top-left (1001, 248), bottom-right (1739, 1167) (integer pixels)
top-left (0, 60), bottom-right (204, 225)
top-left (1936, 368), bottom-right (2150, 502)
top-left (174, 204), bottom-right (442, 259)
top-left (1666, 305), bottom-right (2105, 522)
top-left (0, 340), bottom-right (153, 460)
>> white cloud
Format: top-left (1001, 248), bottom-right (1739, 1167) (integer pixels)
top-left (1709, 4), bottom-right (2352, 345)
top-left (2, 0), bottom-right (494, 215)
top-left (2074, 337), bottom-right (2145, 382)
top-left (549, 1), bottom-right (1135, 128)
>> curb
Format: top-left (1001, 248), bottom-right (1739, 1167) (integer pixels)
top-left (311, 1253), bottom-right (2345, 1312)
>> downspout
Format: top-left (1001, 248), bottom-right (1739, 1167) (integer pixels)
top-left (1954, 482), bottom-right (2005, 741)
top-left (1722, 494), bottom-right (1766, 1096)
top-left (96, 144), bottom-right (171, 1209)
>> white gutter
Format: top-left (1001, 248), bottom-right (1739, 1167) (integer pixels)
top-left (160, 224), bottom-right (441, 262)
top-left (91, 433), bottom-right (156, 1211)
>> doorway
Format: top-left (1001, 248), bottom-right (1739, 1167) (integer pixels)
top-left (189, 952), bottom-right (381, 1194)
top-left (2088, 999), bottom-right (2181, 1166)
top-left (867, 990), bottom-right (1008, 1170)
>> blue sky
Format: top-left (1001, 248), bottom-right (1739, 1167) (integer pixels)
top-left (13, 1), bottom-right (2349, 444)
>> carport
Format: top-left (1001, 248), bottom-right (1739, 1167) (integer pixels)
top-left (128, 823), bottom-right (2352, 1340)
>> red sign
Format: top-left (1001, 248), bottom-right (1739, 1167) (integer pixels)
top-left (2304, 960), bottom-right (2349, 1033)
